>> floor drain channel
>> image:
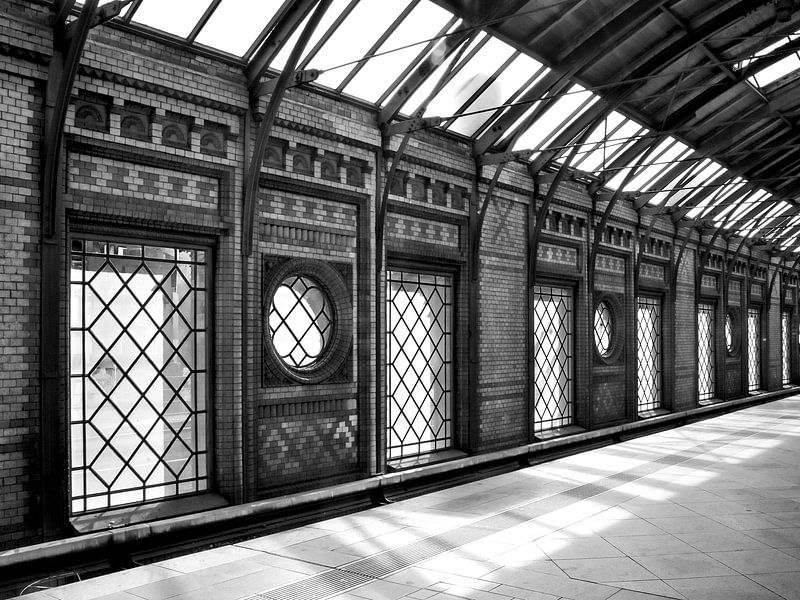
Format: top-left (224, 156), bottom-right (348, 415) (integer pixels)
top-left (251, 570), bottom-right (372, 600)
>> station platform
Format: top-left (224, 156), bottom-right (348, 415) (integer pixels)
top-left (15, 396), bottom-right (800, 600)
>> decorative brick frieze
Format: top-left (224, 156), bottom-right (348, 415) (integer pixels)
top-left (67, 152), bottom-right (220, 210)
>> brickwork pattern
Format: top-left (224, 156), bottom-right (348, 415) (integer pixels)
top-left (477, 196), bottom-right (528, 449)
top-left (67, 153), bottom-right (219, 208)
top-left (0, 69), bottom-right (41, 549)
top-left (257, 410), bottom-right (358, 492)
top-left (674, 247), bottom-right (698, 409)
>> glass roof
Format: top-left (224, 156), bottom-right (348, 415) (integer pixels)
top-left (82, 0), bottom-right (795, 243)
top-left (738, 31), bottom-right (800, 88)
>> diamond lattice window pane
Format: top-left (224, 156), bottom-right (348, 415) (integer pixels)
top-left (698, 303), bottom-right (716, 400)
top-left (748, 308), bottom-right (761, 393)
top-left (533, 286), bottom-right (574, 433)
top-left (386, 270), bottom-right (453, 460)
top-left (637, 297), bottom-right (662, 413)
top-left (69, 239), bottom-right (209, 514)
top-left (594, 301), bottom-right (613, 357)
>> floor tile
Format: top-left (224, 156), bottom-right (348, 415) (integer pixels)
top-left (749, 572), bottom-right (800, 600)
top-left (554, 556), bottom-right (655, 582)
top-left (604, 579), bottom-right (684, 598)
top-left (535, 536), bottom-right (624, 560)
top-left (674, 530), bottom-right (769, 552)
top-left (666, 575), bottom-right (786, 600)
top-left (480, 568), bottom-right (619, 600)
top-left (349, 579), bottom-right (422, 600)
top-left (630, 553), bottom-right (736, 579)
top-left (645, 516), bottom-right (731, 535)
top-left (745, 526), bottom-right (800, 549)
top-left (707, 548), bottom-right (800, 574)
top-left (603, 535), bottom-right (697, 557)
top-left (483, 585), bottom-right (559, 600)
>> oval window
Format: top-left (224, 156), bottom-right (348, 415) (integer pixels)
top-left (594, 301), bottom-right (614, 357)
top-left (269, 275), bottom-right (333, 368)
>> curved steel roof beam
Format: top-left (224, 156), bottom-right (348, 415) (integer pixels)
top-left (246, 0), bottom-right (319, 88)
top-left (477, 1), bottom-right (768, 157)
top-left (528, 3), bottom-right (778, 176)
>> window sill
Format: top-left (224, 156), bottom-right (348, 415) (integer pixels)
top-left (535, 425), bottom-right (585, 441)
top-left (698, 397), bottom-right (722, 406)
top-left (638, 408), bottom-right (670, 419)
top-left (70, 493), bottom-right (229, 534)
top-left (387, 449), bottom-right (467, 472)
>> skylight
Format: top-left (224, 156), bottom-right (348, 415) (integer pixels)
top-left (129, 0), bottom-right (214, 38)
top-left (194, 0), bottom-right (288, 57)
top-left (740, 32), bottom-right (800, 88)
top-left (342, 1), bottom-right (455, 103)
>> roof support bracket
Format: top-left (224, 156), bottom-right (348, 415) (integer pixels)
top-left (41, 0), bottom-right (103, 539)
top-left (241, 0), bottom-right (332, 256)
top-left (253, 68), bottom-right (321, 99)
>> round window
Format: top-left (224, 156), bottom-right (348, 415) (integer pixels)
top-left (725, 308), bottom-right (740, 356)
top-left (594, 301), bottom-right (614, 358)
top-left (269, 275), bottom-right (333, 368)
top-left (263, 258), bottom-right (352, 384)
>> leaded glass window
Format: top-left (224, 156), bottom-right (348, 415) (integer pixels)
top-left (594, 301), bottom-right (613, 358)
top-left (70, 239), bottom-right (209, 514)
top-left (533, 285), bottom-right (573, 433)
top-left (698, 303), bottom-right (715, 401)
top-left (725, 312), bottom-right (733, 352)
top-left (386, 270), bottom-right (452, 460)
top-left (782, 311), bottom-right (791, 386)
top-left (269, 275), bottom-right (333, 368)
top-left (748, 307), bottom-right (761, 393)
top-left (637, 297), bottom-right (662, 413)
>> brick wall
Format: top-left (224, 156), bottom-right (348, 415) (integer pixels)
top-left (0, 68), bottom-right (42, 548)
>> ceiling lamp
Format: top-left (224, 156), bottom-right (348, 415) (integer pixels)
top-left (777, 0), bottom-right (794, 23)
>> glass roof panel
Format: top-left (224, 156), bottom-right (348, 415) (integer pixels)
top-left (194, 0), bottom-right (288, 57)
top-left (604, 138), bottom-right (676, 190)
top-left (342, 1), bottom-right (454, 104)
top-left (77, 0), bottom-right (133, 14)
top-left (685, 178), bottom-right (744, 220)
top-left (751, 53), bottom-right (800, 88)
top-left (129, 0), bottom-right (214, 38)
top-left (647, 159), bottom-right (725, 207)
top-left (747, 201), bottom-right (788, 229)
top-left (447, 52), bottom-right (543, 137)
top-left (714, 189), bottom-right (766, 225)
top-left (569, 111), bottom-right (627, 171)
top-left (425, 37), bottom-right (515, 127)
top-left (621, 140), bottom-right (692, 192)
top-left (269, 0), bottom-right (351, 72)
top-left (399, 33), bottom-right (487, 117)
top-left (582, 122), bottom-right (649, 177)
top-left (305, 0), bottom-right (415, 90)
top-left (737, 32), bottom-right (800, 70)
top-left (470, 65), bottom-right (551, 141)
top-left (510, 85), bottom-right (599, 154)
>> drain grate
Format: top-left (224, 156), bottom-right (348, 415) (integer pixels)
top-left (252, 570), bottom-right (373, 600)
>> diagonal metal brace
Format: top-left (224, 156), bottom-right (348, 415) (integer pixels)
top-left (241, 0), bottom-right (332, 256)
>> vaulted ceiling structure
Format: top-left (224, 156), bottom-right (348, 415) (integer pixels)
top-left (86, 0), bottom-right (800, 252)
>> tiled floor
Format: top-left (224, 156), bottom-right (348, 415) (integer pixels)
top-left (18, 396), bottom-right (800, 600)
